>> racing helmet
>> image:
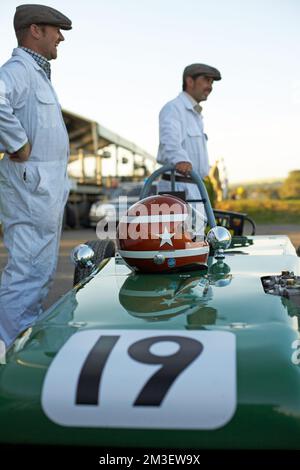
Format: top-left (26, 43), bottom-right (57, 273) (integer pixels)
top-left (117, 194), bottom-right (209, 273)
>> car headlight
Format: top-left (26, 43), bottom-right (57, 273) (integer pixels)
top-left (90, 203), bottom-right (107, 218)
top-left (95, 205), bottom-right (108, 218)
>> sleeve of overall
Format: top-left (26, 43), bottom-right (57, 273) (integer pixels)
top-left (0, 62), bottom-right (29, 153)
top-left (157, 102), bottom-right (191, 165)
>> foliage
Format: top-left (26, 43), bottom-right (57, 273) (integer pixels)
top-left (216, 199), bottom-right (300, 223)
top-left (229, 179), bottom-right (282, 200)
top-left (204, 176), bottom-right (216, 207)
top-left (279, 170), bottom-right (300, 200)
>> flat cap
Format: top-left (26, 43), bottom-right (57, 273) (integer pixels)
top-left (183, 63), bottom-right (221, 81)
top-left (14, 4), bottom-right (72, 32)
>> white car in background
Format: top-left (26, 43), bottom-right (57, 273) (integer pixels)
top-left (89, 181), bottom-right (157, 228)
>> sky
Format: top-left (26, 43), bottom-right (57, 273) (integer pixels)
top-left (1, 0), bottom-right (300, 183)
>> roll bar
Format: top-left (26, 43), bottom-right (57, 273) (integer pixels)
top-left (140, 164), bottom-right (217, 228)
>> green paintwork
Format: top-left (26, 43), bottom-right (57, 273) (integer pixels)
top-left (1, 235), bottom-right (300, 449)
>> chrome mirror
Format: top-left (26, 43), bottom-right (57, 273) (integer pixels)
top-left (206, 226), bottom-right (232, 259)
top-left (71, 244), bottom-right (95, 269)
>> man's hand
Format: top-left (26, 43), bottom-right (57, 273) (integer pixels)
top-left (175, 161), bottom-right (192, 176)
top-left (8, 141), bottom-right (31, 162)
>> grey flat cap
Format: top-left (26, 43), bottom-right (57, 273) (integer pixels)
top-left (183, 63), bottom-right (221, 81)
top-left (14, 4), bottom-right (72, 31)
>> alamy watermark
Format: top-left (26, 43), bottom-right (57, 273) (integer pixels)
top-left (95, 197), bottom-right (207, 241)
top-left (291, 339), bottom-right (300, 365)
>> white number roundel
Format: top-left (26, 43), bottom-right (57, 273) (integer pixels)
top-left (42, 329), bottom-right (236, 429)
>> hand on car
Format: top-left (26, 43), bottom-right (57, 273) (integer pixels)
top-left (175, 161), bottom-right (192, 176)
top-left (8, 141), bottom-right (31, 162)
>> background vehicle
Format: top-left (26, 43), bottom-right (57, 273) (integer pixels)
top-left (89, 181), bottom-right (157, 228)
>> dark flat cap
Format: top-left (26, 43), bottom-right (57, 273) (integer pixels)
top-left (183, 63), bottom-right (221, 81)
top-left (14, 4), bottom-right (72, 31)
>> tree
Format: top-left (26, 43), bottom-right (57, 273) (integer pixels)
top-left (204, 176), bottom-right (216, 207)
top-left (279, 170), bottom-right (300, 199)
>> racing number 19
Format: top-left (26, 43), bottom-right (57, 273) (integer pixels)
top-left (75, 335), bottom-right (203, 407)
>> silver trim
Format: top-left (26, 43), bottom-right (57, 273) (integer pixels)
top-left (120, 213), bottom-right (189, 224)
top-left (119, 245), bottom-right (209, 259)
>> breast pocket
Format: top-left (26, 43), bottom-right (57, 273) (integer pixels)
top-left (186, 127), bottom-right (203, 151)
top-left (36, 90), bottom-right (59, 129)
top-left (187, 127), bottom-right (202, 138)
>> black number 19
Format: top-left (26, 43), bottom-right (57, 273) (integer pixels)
top-left (76, 335), bottom-right (203, 406)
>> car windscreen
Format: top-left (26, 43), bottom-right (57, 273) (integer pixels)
top-left (109, 183), bottom-right (156, 199)
top-left (127, 186), bottom-right (143, 197)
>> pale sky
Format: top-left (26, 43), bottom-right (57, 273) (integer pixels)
top-left (1, 0), bottom-right (300, 182)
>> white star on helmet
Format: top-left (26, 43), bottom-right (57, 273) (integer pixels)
top-left (157, 226), bottom-right (176, 247)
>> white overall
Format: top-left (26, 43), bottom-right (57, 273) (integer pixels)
top-left (157, 92), bottom-right (210, 232)
top-left (0, 48), bottom-right (70, 346)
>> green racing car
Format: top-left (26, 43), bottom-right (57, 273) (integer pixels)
top-left (0, 165), bottom-right (300, 464)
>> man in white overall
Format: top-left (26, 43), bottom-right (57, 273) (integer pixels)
top-left (0, 4), bottom-right (72, 349)
top-left (157, 63), bottom-right (221, 236)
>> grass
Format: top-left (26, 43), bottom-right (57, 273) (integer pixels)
top-left (215, 199), bottom-right (300, 224)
